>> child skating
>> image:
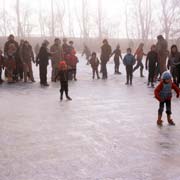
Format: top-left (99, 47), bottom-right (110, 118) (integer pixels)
top-left (123, 48), bottom-right (136, 85)
top-left (154, 71), bottom-right (179, 126)
top-left (89, 52), bottom-right (100, 79)
top-left (56, 61), bottom-right (72, 101)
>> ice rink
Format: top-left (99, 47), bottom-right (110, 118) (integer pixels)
top-left (1, 55), bottom-right (180, 180)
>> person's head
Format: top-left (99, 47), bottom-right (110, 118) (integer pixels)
top-left (63, 38), bottom-right (67, 44)
top-left (42, 40), bottom-right (49, 47)
top-left (8, 34), bottom-right (15, 41)
top-left (151, 44), bottom-right (156, 51)
top-left (162, 71), bottom-right (172, 83)
top-left (24, 41), bottom-right (29, 47)
top-left (103, 39), bottom-right (108, 45)
top-left (157, 35), bottom-right (164, 41)
top-left (59, 60), bottom-right (67, 71)
top-left (69, 41), bottom-right (74, 46)
top-left (127, 48), bottom-right (132, 54)
top-left (20, 39), bottom-right (24, 45)
top-left (139, 43), bottom-right (144, 49)
top-left (92, 52), bottom-right (96, 58)
top-left (116, 44), bottom-right (120, 49)
top-left (171, 44), bottom-right (178, 55)
top-left (54, 38), bottom-right (60, 45)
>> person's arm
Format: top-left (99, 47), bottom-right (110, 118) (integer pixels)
top-left (145, 53), bottom-right (149, 70)
top-left (123, 56), bottom-right (126, 65)
top-left (154, 83), bottom-right (162, 101)
top-left (120, 50), bottom-right (122, 60)
top-left (167, 58), bottom-right (171, 70)
top-left (110, 50), bottom-right (115, 58)
top-left (172, 83), bottom-right (180, 98)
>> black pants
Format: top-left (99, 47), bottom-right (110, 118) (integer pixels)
top-left (39, 64), bottom-right (47, 84)
top-left (158, 100), bottom-right (171, 116)
top-left (101, 61), bottom-right (108, 79)
top-left (148, 66), bottom-right (155, 84)
top-left (176, 65), bottom-right (180, 87)
top-left (92, 68), bottom-right (99, 79)
top-left (133, 60), bottom-right (144, 76)
top-left (0, 69), bottom-right (2, 81)
top-left (114, 59), bottom-right (120, 73)
top-left (126, 65), bottom-right (133, 84)
top-left (72, 68), bottom-right (77, 80)
top-left (60, 81), bottom-right (68, 97)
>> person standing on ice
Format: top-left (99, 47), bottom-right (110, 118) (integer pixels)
top-left (133, 43), bottom-right (146, 77)
top-left (36, 40), bottom-right (51, 86)
top-left (154, 71), bottom-right (179, 126)
top-left (89, 52), bottom-right (100, 79)
top-left (145, 45), bottom-right (158, 88)
top-left (81, 44), bottom-right (91, 65)
top-left (21, 41), bottom-right (35, 83)
top-left (100, 39), bottom-right (112, 79)
top-left (4, 34), bottom-right (19, 83)
top-left (50, 38), bottom-right (63, 82)
top-left (110, 44), bottom-right (122, 74)
top-left (55, 61), bottom-right (72, 101)
top-left (156, 35), bottom-right (168, 76)
top-left (0, 50), bottom-right (5, 84)
top-left (167, 45), bottom-right (180, 87)
top-left (123, 48), bottom-right (136, 85)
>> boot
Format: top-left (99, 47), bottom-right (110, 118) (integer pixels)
top-left (167, 115), bottom-right (175, 126)
top-left (140, 70), bottom-right (144, 77)
top-left (65, 91), bottom-right (72, 101)
top-left (157, 115), bottom-right (163, 126)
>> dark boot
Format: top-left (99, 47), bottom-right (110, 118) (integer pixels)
top-left (167, 115), bottom-right (175, 126)
top-left (157, 115), bottom-right (163, 126)
top-left (65, 91), bottom-right (72, 101)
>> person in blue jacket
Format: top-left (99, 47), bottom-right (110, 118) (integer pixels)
top-left (123, 48), bottom-right (136, 85)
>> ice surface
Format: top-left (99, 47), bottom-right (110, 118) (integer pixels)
top-left (0, 55), bottom-right (180, 180)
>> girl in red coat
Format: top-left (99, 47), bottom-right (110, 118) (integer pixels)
top-left (154, 71), bottom-right (179, 126)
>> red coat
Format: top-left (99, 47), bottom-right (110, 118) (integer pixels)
top-left (154, 81), bottom-right (179, 101)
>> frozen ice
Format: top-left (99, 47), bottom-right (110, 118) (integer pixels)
top-left (0, 55), bottom-right (180, 180)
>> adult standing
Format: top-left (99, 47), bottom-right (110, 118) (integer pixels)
top-left (100, 39), bottom-right (112, 79)
top-left (110, 44), bottom-right (122, 74)
top-left (50, 38), bottom-right (63, 82)
top-left (133, 43), bottom-right (146, 77)
top-left (4, 34), bottom-right (19, 83)
top-left (36, 40), bottom-right (51, 86)
top-left (21, 41), bottom-right (35, 83)
top-left (156, 35), bottom-right (168, 75)
top-left (82, 44), bottom-right (91, 65)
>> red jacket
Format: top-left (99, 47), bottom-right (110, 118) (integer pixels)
top-left (154, 81), bottom-right (179, 101)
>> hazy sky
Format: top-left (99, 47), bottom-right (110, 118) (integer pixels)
top-left (0, 0), bottom-right (167, 38)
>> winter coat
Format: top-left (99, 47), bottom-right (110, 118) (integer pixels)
top-left (37, 46), bottom-right (51, 66)
top-left (123, 54), bottom-right (136, 66)
top-left (154, 81), bottom-right (179, 101)
top-left (90, 57), bottom-right (100, 69)
top-left (146, 51), bottom-right (158, 69)
top-left (100, 44), bottom-right (112, 62)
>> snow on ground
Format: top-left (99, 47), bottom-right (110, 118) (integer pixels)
top-left (0, 55), bottom-right (180, 180)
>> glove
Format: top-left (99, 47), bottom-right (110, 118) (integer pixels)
top-left (177, 94), bottom-right (179, 98)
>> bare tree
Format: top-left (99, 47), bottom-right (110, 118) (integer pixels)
top-left (160, 0), bottom-right (180, 41)
top-left (51, 0), bottom-right (55, 37)
top-left (97, 0), bottom-right (102, 39)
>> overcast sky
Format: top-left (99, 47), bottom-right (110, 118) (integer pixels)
top-left (0, 0), bottom-right (172, 38)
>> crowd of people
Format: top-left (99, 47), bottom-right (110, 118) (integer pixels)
top-left (0, 34), bottom-right (180, 125)
top-left (0, 35), bottom-right (78, 86)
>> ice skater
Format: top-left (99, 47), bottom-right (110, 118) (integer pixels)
top-left (89, 52), bottom-right (100, 79)
top-left (123, 48), bottom-right (136, 85)
top-left (145, 45), bottom-right (158, 88)
top-left (154, 71), bottom-right (179, 126)
top-left (0, 50), bottom-right (5, 84)
top-left (110, 44), bottom-right (122, 74)
top-left (133, 43), bottom-right (146, 77)
top-left (56, 61), bottom-right (72, 101)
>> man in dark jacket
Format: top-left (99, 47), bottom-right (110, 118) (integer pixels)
top-left (36, 40), bottom-right (51, 86)
top-left (100, 39), bottom-right (112, 79)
